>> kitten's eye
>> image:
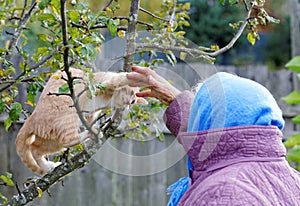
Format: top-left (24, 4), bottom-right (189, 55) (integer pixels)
top-left (130, 99), bottom-right (136, 104)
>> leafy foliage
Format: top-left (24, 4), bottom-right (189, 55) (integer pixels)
top-left (185, 0), bottom-right (283, 65)
top-left (283, 56), bottom-right (300, 170)
top-left (185, 0), bottom-right (243, 48)
top-left (0, 0), bottom-right (282, 204)
top-left (0, 172), bottom-right (15, 187)
top-left (0, 172), bottom-right (15, 205)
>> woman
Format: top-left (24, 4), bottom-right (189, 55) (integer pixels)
top-left (127, 66), bottom-right (300, 205)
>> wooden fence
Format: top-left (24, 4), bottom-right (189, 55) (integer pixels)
top-left (0, 63), bottom-right (299, 206)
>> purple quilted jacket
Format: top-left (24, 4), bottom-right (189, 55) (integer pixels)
top-left (164, 91), bottom-right (300, 206)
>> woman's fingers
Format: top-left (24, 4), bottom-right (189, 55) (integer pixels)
top-left (127, 72), bottom-right (151, 87)
top-left (128, 81), bottom-right (151, 87)
top-left (135, 90), bottom-right (154, 98)
top-left (127, 67), bottom-right (160, 88)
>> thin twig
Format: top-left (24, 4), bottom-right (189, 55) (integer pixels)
top-left (102, 0), bottom-right (114, 11)
top-left (136, 5), bottom-right (253, 58)
top-left (113, 16), bottom-right (153, 29)
top-left (15, 182), bottom-right (22, 197)
top-left (60, 0), bottom-right (99, 143)
top-left (47, 92), bottom-right (72, 97)
top-left (243, 0), bottom-right (250, 11)
top-left (41, 25), bottom-right (60, 38)
top-left (30, 55), bottom-right (53, 70)
top-left (0, 71), bottom-right (25, 92)
top-left (20, 0), bottom-right (28, 20)
top-left (0, 50), bottom-right (52, 96)
top-left (7, 0), bottom-right (37, 55)
top-left (139, 7), bottom-right (167, 22)
top-left (70, 22), bottom-right (127, 31)
top-left (169, 0), bottom-right (177, 25)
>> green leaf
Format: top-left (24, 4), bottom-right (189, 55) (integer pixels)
top-left (95, 82), bottom-right (106, 90)
top-left (87, 81), bottom-right (97, 98)
top-left (107, 19), bottom-right (118, 37)
top-left (0, 173), bottom-right (15, 186)
top-left (0, 98), bottom-right (5, 114)
top-left (0, 193), bottom-right (8, 205)
top-left (166, 51), bottom-right (177, 66)
top-left (229, 0), bottom-right (239, 5)
top-left (27, 83), bottom-right (39, 107)
top-left (4, 118), bottom-right (12, 131)
top-left (58, 83), bottom-right (70, 93)
top-left (4, 59), bottom-right (13, 67)
top-left (284, 134), bottom-right (300, 148)
top-left (38, 0), bottom-right (51, 9)
top-left (266, 15), bottom-right (280, 24)
top-left (219, 0), bottom-right (225, 5)
top-left (6, 172), bottom-right (12, 179)
top-left (247, 32), bottom-right (256, 46)
top-left (155, 127), bottom-right (165, 142)
top-left (37, 34), bottom-right (51, 43)
top-left (68, 11), bottom-right (80, 22)
top-left (38, 13), bottom-right (56, 23)
top-left (282, 90), bottom-right (300, 105)
top-left (292, 115), bottom-right (300, 124)
top-left (286, 145), bottom-right (300, 163)
top-left (285, 56), bottom-right (300, 72)
top-left (9, 102), bottom-right (22, 121)
top-left (0, 47), bottom-right (7, 54)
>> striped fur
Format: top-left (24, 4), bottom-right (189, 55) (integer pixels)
top-left (15, 68), bottom-right (146, 174)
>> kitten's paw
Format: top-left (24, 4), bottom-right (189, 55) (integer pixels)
top-left (49, 161), bottom-right (62, 169)
top-left (40, 161), bottom-right (61, 173)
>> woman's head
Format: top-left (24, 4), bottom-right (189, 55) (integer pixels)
top-left (188, 72), bottom-right (284, 132)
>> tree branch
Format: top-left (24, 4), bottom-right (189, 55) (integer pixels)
top-left (0, 71), bottom-right (26, 92)
top-left (123, 0), bottom-right (140, 72)
top-left (9, 139), bottom-right (100, 206)
top-left (6, 0), bottom-right (37, 58)
top-left (102, 0), bottom-right (114, 11)
top-left (30, 55), bottom-right (53, 70)
top-left (70, 22), bottom-right (127, 31)
top-left (19, 0), bottom-right (28, 20)
top-left (113, 16), bottom-right (153, 29)
top-left (60, 0), bottom-right (99, 143)
top-left (139, 7), bottom-right (167, 22)
top-left (0, 54), bottom-right (52, 92)
top-left (136, 5), bottom-right (253, 58)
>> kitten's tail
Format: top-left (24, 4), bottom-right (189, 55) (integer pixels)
top-left (15, 124), bottom-right (44, 174)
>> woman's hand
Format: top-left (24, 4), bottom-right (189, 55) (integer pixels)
top-left (127, 66), bottom-right (181, 105)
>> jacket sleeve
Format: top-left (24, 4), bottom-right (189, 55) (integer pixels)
top-left (163, 91), bottom-right (194, 137)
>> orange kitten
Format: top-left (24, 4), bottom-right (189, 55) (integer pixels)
top-left (15, 68), bottom-right (147, 174)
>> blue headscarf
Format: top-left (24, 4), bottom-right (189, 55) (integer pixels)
top-left (166, 72), bottom-right (284, 205)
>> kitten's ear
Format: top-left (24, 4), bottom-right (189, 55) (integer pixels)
top-left (135, 97), bottom-right (148, 105)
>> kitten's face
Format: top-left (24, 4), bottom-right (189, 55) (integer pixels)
top-left (113, 86), bottom-right (147, 108)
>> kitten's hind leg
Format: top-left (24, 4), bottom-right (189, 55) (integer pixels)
top-left (31, 148), bottom-right (61, 174)
top-left (59, 134), bottom-right (82, 148)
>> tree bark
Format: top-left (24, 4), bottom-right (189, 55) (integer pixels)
top-left (123, 0), bottom-right (140, 72)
